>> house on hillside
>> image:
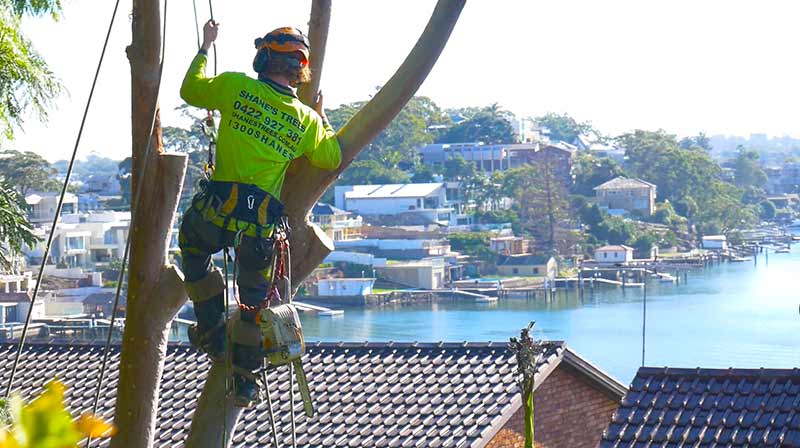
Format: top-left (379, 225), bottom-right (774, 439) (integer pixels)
top-left (25, 192), bottom-right (79, 224)
top-left (310, 203), bottom-right (363, 242)
top-left (0, 340), bottom-right (625, 447)
top-left (601, 367), bottom-right (800, 447)
top-left (489, 236), bottom-right (531, 256)
top-left (496, 254), bottom-right (557, 279)
top-left (594, 245), bottom-right (634, 265)
top-left (334, 183), bottom-right (459, 226)
top-left (594, 177), bottom-right (657, 216)
top-left (522, 141), bottom-right (577, 184)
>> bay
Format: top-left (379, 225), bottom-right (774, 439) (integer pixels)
top-left (301, 246), bottom-right (800, 384)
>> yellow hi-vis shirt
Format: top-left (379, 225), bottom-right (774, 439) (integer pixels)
top-left (180, 53), bottom-right (341, 200)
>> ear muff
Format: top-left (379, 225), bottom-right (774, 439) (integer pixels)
top-left (252, 37), bottom-right (271, 73)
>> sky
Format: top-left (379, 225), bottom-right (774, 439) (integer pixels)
top-left (11, 0), bottom-right (800, 162)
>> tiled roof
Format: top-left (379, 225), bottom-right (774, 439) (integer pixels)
top-left (0, 341), bottom-right (570, 447)
top-left (601, 367), bottom-right (800, 447)
top-left (344, 183), bottom-right (445, 199)
top-left (596, 245), bottom-right (634, 252)
top-left (594, 177), bottom-right (656, 191)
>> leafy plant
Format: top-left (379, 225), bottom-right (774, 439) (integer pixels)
top-left (0, 380), bottom-right (115, 448)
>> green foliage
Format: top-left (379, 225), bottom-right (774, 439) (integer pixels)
top-left (0, 150), bottom-right (60, 194)
top-left (653, 202), bottom-right (680, 226)
top-left (678, 133), bottom-right (712, 151)
top-left (534, 112), bottom-right (595, 143)
top-left (0, 0), bottom-right (63, 142)
top-left (503, 164), bottom-right (570, 253)
top-left (592, 215), bottom-right (638, 245)
top-left (409, 164), bottom-right (435, 183)
top-left (572, 153), bottom-right (624, 196)
top-left (631, 233), bottom-right (657, 257)
top-left (437, 104), bottom-right (516, 144)
top-left (473, 209), bottom-right (519, 225)
top-left (337, 160), bottom-right (410, 186)
top-left (0, 176), bottom-right (39, 270)
top-left (618, 130), bottom-right (721, 202)
top-left (443, 156), bottom-right (476, 181)
top-left (328, 96), bottom-right (448, 166)
top-left (0, 380), bottom-right (114, 447)
top-left (448, 232), bottom-right (496, 263)
top-left (760, 200), bottom-right (777, 221)
top-left (733, 148), bottom-right (767, 189)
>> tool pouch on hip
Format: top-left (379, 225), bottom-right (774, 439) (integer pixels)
top-left (208, 180), bottom-right (285, 228)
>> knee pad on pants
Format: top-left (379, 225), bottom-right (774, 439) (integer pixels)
top-left (184, 267), bottom-right (225, 303)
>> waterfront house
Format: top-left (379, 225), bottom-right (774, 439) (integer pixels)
top-left (0, 340), bottom-right (625, 447)
top-left (496, 254), bottom-right (557, 280)
top-left (83, 292), bottom-right (126, 318)
top-left (335, 238), bottom-right (451, 260)
top-left (375, 258), bottom-right (447, 289)
top-left (316, 278), bottom-right (375, 297)
top-left (310, 203), bottom-right (363, 242)
top-left (702, 235), bottom-right (728, 251)
top-left (334, 183), bottom-right (459, 226)
top-left (489, 236), bottom-right (531, 256)
top-left (600, 366), bottom-right (800, 447)
top-left (594, 177), bottom-right (657, 217)
top-left (594, 245), bottom-right (634, 264)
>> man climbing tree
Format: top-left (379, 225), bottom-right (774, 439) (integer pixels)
top-left (178, 20), bottom-right (341, 406)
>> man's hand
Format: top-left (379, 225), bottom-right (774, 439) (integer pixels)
top-left (313, 91), bottom-right (328, 123)
top-left (201, 20), bottom-right (218, 51)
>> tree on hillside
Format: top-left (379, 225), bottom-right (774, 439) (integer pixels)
top-left (0, 149), bottom-right (61, 194)
top-left (534, 112), bottom-right (595, 143)
top-left (438, 103), bottom-right (516, 144)
top-left (505, 164), bottom-right (570, 254)
top-left (0, 176), bottom-right (38, 272)
top-left (327, 96), bottom-right (449, 166)
top-left (678, 132), bottom-right (712, 151)
top-left (618, 130), bottom-right (721, 202)
top-left (337, 159), bottom-right (411, 185)
top-left (0, 0), bottom-right (63, 142)
top-left (733, 147), bottom-right (767, 188)
top-left (572, 152), bottom-right (624, 196)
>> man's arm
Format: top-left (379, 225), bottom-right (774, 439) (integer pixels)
top-left (180, 20), bottom-right (225, 110)
top-left (303, 91), bottom-right (342, 170)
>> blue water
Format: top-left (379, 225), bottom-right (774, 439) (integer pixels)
top-left (300, 248), bottom-right (800, 384)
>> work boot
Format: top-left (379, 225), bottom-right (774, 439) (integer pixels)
top-left (232, 369), bottom-right (260, 408)
top-left (188, 321), bottom-right (226, 363)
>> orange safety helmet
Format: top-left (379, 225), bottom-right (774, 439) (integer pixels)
top-left (253, 27), bottom-right (310, 72)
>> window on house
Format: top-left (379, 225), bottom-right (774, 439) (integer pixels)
top-left (66, 237), bottom-right (84, 250)
top-left (104, 230), bottom-right (117, 245)
top-left (533, 268), bottom-right (539, 274)
top-left (603, 252), bottom-right (608, 259)
top-left (512, 268), bottom-right (519, 274)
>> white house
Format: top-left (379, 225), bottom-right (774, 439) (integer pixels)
top-left (26, 192), bottom-right (79, 224)
top-left (316, 278), bottom-right (375, 297)
top-left (27, 211), bottom-right (130, 268)
top-left (334, 183), bottom-right (456, 226)
top-left (375, 258), bottom-right (446, 290)
top-left (594, 245), bottom-right (634, 264)
top-left (702, 235), bottom-right (728, 251)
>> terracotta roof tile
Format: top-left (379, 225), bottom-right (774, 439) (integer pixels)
top-left (0, 341), bottom-right (566, 447)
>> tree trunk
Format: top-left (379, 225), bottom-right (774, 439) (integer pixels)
top-left (184, 1), bottom-right (465, 446)
top-left (109, 1), bottom-right (189, 446)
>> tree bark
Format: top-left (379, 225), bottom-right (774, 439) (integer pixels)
top-left (184, 1), bottom-right (465, 446)
top-left (109, 1), bottom-right (189, 446)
